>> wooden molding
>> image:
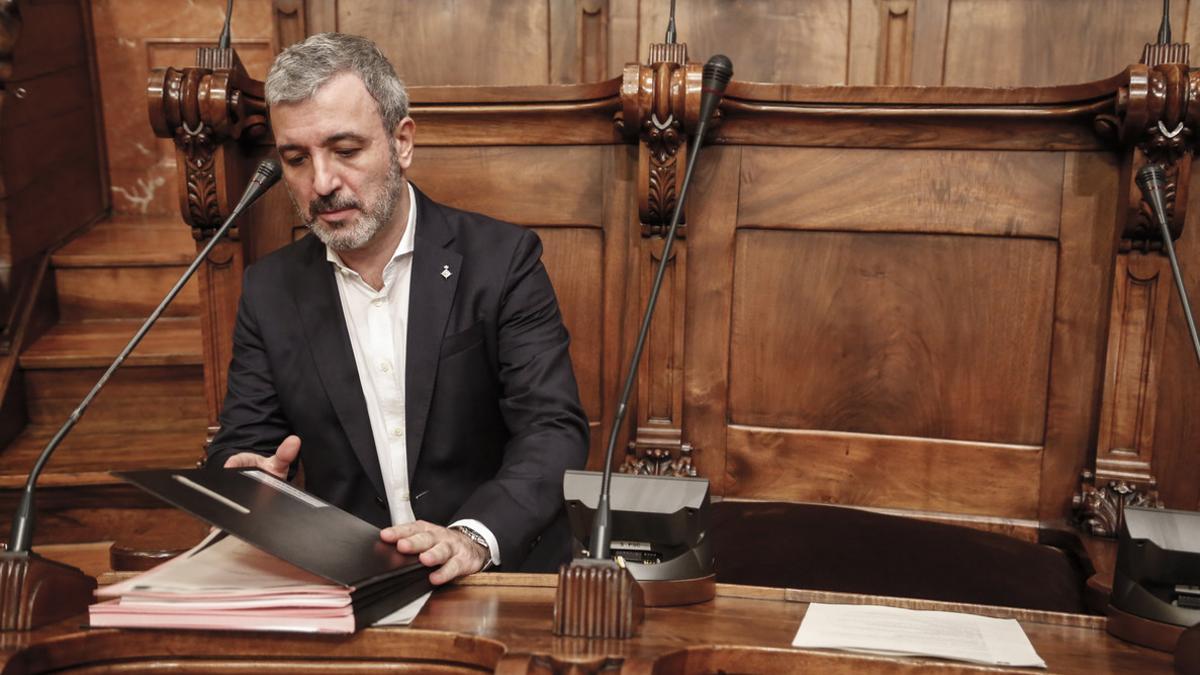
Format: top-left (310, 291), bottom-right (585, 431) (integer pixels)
top-left (0, 551), bottom-right (95, 631)
top-left (273, 0), bottom-right (306, 53)
top-left (553, 559), bottom-right (644, 638)
top-left (876, 0), bottom-right (915, 85)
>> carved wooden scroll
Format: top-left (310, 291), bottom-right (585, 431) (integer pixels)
top-left (1076, 43), bottom-right (1199, 536)
top-left (614, 44), bottom-right (705, 477)
top-left (147, 46), bottom-right (268, 431)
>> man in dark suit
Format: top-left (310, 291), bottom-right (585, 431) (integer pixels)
top-left (206, 33), bottom-right (589, 584)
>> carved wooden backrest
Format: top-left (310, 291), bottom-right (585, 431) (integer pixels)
top-left (149, 40), bottom-right (1200, 541)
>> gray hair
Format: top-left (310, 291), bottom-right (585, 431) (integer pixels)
top-left (265, 33), bottom-right (409, 131)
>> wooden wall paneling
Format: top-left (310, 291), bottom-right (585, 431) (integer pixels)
top-left (638, 0), bottom-right (851, 85)
top-left (725, 427), bottom-right (1042, 519)
top-left (942, 0), bottom-right (1188, 87)
top-left (304, 0), bottom-right (338, 34)
top-left (846, 0), bottom-right (880, 86)
top-left (727, 229), bottom-right (1057, 446)
top-left (339, 0), bottom-right (553, 86)
top-left (679, 146), bottom-right (741, 493)
top-left (595, 144), bottom-right (637, 471)
top-left (1042, 152), bottom-right (1122, 528)
top-left (273, 0), bottom-right (306, 51)
top-left (909, 0), bottom-right (949, 86)
top-left (1094, 252), bottom-right (1172, 486)
top-left (607, 0), bottom-right (639, 79)
top-left (1151, 182), bottom-right (1200, 510)
top-left (875, 0), bottom-right (916, 85)
top-left (737, 147), bottom-right (1063, 238)
top-left (549, 0), bottom-right (609, 84)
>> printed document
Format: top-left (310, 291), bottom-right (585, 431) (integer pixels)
top-left (792, 603), bottom-right (1046, 668)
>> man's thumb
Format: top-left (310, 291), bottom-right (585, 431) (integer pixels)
top-left (273, 435), bottom-right (302, 467)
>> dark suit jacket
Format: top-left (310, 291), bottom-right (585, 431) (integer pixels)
top-left (207, 186), bottom-right (589, 570)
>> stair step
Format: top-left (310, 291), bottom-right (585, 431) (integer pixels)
top-left (51, 215), bottom-right (195, 268)
top-left (24, 364), bottom-right (206, 430)
top-left (52, 217), bottom-right (200, 320)
top-left (19, 317), bottom-right (202, 369)
top-left (0, 426), bottom-right (207, 489)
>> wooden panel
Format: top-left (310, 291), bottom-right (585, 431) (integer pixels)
top-left (725, 426), bottom-right (1042, 518)
top-left (90, 0), bottom-right (275, 217)
top-left (339, 0), bottom-right (552, 86)
top-left (532, 226), bottom-right (603, 427)
top-left (943, 0), bottom-right (1188, 87)
top-left (1038, 151), bottom-right (1121, 522)
top-left (728, 230), bottom-right (1056, 445)
top-left (681, 146), bottom-right (742, 491)
top-left (737, 147), bottom-right (1064, 238)
top-left (639, 0), bottom-right (850, 84)
top-left (408, 146), bottom-right (606, 226)
top-left (24, 366), bottom-right (206, 430)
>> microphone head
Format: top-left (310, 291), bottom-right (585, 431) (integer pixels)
top-left (702, 54), bottom-right (734, 92)
top-left (254, 157), bottom-right (283, 187)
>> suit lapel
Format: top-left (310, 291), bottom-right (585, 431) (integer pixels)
top-left (288, 237), bottom-right (386, 499)
top-left (406, 188), bottom-right (461, 480)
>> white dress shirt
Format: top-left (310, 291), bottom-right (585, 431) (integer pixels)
top-left (327, 182), bottom-right (500, 567)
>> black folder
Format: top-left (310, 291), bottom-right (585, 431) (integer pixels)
top-left (114, 467), bottom-right (432, 629)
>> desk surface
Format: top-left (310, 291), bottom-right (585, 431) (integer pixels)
top-left (0, 574), bottom-right (1174, 674)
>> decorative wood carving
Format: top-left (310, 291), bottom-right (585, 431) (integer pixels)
top-left (1073, 470), bottom-right (1162, 538)
top-left (619, 441), bottom-right (696, 477)
top-left (147, 47), bottom-right (268, 238)
top-left (1079, 42), bottom-right (1195, 536)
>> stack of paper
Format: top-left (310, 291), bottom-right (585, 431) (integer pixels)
top-left (91, 531), bottom-right (431, 633)
top-left (792, 603), bottom-right (1047, 668)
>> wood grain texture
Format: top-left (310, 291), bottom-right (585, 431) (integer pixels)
top-left (737, 147), bottom-right (1064, 238)
top-left (639, 0), bottom-right (850, 85)
top-left (339, 0), bottom-right (551, 86)
top-left (728, 230), bottom-right (1056, 446)
top-left (679, 146), bottom-right (741, 492)
top-left (1038, 152), bottom-right (1121, 524)
top-left (0, 577), bottom-right (1175, 673)
top-left (725, 426), bottom-right (1042, 519)
top-left (942, 0), bottom-right (1188, 87)
top-left (22, 365), bottom-right (206, 430)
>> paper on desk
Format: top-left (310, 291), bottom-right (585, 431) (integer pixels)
top-left (792, 603), bottom-right (1046, 668)
top-left (374, 590), bottom-right (432, 626)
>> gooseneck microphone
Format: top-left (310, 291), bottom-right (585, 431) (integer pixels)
top-left (1136, 164), bottom-right (1200, 367)
top-left (589, 55), bottom-right (734, 561)
top-left (7, 158), bottom-right (282, 554)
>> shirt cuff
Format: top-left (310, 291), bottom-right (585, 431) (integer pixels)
top-left (448, 518), bottom-right (501, 567)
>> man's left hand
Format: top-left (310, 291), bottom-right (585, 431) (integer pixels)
top-left (380, 521), bottom-right (490, 585)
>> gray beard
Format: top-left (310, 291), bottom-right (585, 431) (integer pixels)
top-left (295, 156), bottom-right (405, 252)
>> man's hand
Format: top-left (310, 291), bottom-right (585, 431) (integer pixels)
top-left (380, 521), bottom-right (490, 585)
top-left (222, 435), bottom-right (301, 480)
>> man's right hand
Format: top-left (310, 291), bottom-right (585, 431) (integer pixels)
top-left (222, 435), bottom-right (301, 480)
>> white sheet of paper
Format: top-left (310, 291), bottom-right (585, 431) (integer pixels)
top-left (373, 590), bottom-right (433, 626)
top-left (792, 603), bottom-right (1047, 669)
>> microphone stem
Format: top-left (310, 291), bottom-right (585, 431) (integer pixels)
top-left (590, 114), bottom-right (714, 560)
top-left (8, 186), bottom-right (259, 553)
top-left (1154, 215), bottom-right (1200, 367)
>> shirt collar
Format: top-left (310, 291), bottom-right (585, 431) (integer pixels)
top-left (325, 181), bottom-right (417, 273)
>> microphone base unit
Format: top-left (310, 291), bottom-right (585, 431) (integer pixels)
top-left (0, 551), bottom-right (96, 631)
top-left (553, 558), bottom-right (644, 638)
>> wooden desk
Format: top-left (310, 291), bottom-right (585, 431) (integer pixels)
top-left (0, 574), bottom-right (1173, 674)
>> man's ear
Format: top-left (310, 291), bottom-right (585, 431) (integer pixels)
top-left (393, 117), bottom-right (415, 170)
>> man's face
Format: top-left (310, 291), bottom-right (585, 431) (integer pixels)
top-left (271, 72), bottom-right (415, 251)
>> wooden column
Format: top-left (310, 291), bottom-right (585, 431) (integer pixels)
top-left (147, 47), bottom-right (269, 440)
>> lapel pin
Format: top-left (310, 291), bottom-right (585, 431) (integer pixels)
top-left (441, 265), bottom-right (452, 279)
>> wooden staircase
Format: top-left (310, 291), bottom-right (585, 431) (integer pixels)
top-left (0, 216), bottom-right (211, 557)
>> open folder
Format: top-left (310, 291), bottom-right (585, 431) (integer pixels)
top-left (89, 468), bottom-right (432, 633)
